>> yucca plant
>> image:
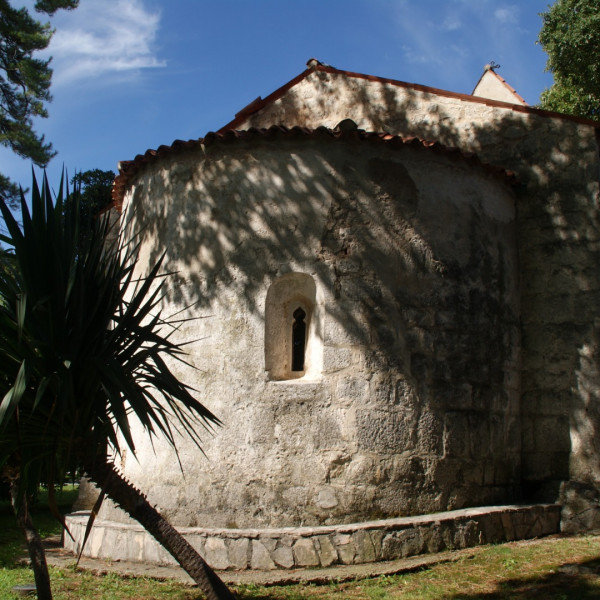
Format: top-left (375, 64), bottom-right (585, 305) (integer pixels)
top-left (0, 172), bottom-right (234, 600)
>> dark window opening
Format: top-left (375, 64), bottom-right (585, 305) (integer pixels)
top-left (292, 307), bottom-right (306, 372)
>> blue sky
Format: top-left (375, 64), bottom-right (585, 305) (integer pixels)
top-left (3, 0), bottom-right (555, 191)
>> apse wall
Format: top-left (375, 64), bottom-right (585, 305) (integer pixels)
top-left (104, 131), bottom-right (520, 528)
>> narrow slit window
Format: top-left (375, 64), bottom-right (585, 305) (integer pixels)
top-left (292, 307), bottom-right (306, 371)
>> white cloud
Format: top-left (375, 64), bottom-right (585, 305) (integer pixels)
top-left (441, 16), bottom-right (461, 31)
top-left (494, 6), bottom-right (519, 24)
top-left (46, 0), bottom-right (165, 86)
top-left (401, 44), bottom-right (440, 65)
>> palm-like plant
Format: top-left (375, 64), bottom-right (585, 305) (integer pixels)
top-left (0, 173), bottom-right (234, 600)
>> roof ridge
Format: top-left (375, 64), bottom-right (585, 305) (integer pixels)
top-left (218, 60), bottom-right (600, 133)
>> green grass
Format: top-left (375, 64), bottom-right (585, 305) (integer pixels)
top-left (1, 494), bottom-right (600, 599)
top-left (233, 536), bottom-right (600, 599)
top-left (0, 486), bottom-right (79, 598)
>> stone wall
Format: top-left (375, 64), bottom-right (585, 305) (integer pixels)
top-left (105, 131), bottom-right (520, 529)
top-left (66, 504), bottom-right (560, 570)
top-left (241, 68), bottom-right (600, 526)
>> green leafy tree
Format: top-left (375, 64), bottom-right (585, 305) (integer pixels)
top-left (538, 0), bottom-right (600, 119)
top-left (0, 174), bottom-right (234, 600)
top-left (0, 0), bottom-right (78, 206)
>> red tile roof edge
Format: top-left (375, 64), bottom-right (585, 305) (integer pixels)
top-left (219, 65), bottom-right (315, 131)
top-left (111, 123), bottom-right (517, 212)
top-left (218, 59), bottom-right (600, 132)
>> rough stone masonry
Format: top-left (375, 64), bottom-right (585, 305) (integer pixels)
top-left (84, 60), bottom-right (600, 562)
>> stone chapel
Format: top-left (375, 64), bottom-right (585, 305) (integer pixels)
top-left (68, 59), bottom-right (600, 567)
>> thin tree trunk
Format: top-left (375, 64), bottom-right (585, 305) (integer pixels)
top-left (10, 483), bottom-right (53, 600)
top-left (86, 460), bottom-right (234, 600)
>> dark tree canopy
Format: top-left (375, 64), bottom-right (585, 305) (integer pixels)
top-left (33, 0), bottom-right (78, 16)
top-left (70, 169), bottom-right (116, 219)
top-left (538, 0), bottom-right (600, 119)
top-left (0, 0), bottom-right (78, 206)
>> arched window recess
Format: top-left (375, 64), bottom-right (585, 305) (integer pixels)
top-left (265, 273), bottom-right (322, 381)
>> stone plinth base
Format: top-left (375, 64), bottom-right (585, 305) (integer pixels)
top-left (64, 504), bottom-right (560, 571)
top-left (560, 481), bottom-right (600, 533)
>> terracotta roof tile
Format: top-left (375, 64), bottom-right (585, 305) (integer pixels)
top-left (112, 122), bottom-right (516, 211)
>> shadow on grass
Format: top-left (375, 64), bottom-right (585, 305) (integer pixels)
top-left (0, 487), bottom-right (77, 566)
top-left (448, 557), bottom-right (600, 599)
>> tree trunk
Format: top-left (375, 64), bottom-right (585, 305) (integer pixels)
top-left (10, 483), bottom-right (53, 600)
top-left (85, 460), bottom-right (235, 600)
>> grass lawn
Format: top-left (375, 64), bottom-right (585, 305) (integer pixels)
top-left (1, 493), bottom-right (600, 599)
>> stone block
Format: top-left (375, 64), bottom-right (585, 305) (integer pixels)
top-left (204, 537), bottom-right (229, 570)
top-left (226, 538), bottom-right (249, 570)
top-left (398, 527), bottom-right (425, 557)
top-left (462, 463), bottom-right (484, 486)
top-left (187, 534), bottom-right (206, 557)
top-left (292, 538), bottom-right (320, 567)
top-left (520, 416), bottom-right (536, 453)
top-left (453, 520), bottom-right (480, 549)
top-left (526, 515), bottom-right (547, 539)
top-left (144, 537), bottom-right (173, 566)
top-left (259, 536), bottom-right (278, 553)
top-left (279, 534), bottom-right (295, 547)
top-left (439, 521), bottom-right (456, 550)
top-left (89, 525), bottom-right (105, 559)
top-left (333, 533), bottom-right (356, 564)
top-left (443, 413), bottom-right (471, 458)
top-left (139, 537), bottom-right (161, 565)
top-left (417, 410), bottom-right (444, 454)
top-left (500, 512), bottom-right (516, 541)
top-left (251, 540), bottom-right (276, 570)
top-left (128, 532), bottom-right (145, 562)
top-left (356, 408), bottom-right (415, 452)
top-left (272, 544), bottom-right (295, 568)
top-left (103, 526), bottom-right (124, 560)
top-left (369, 529), bottom-right (384, 560)
top-left (561, 481), bottom-right (600, 533)
top-left (510, 510), bottom-right (532, 539)
top-left (312, 415), bottom-right (343, 450)
top-left (336, 257), bottom-right (362, 274)
top-left (324, 306), bottom-right (368, 344)
top-left (335, 377), bottom-right (369, 405)
top-left (323, 346), bottom-right (354, 373)
top-left (478, 513), bottom-right (504, 544)
top-left (421, 523), bottom-right (445, 552)
top-left (316, 488), bottom-right (339, 509)
top-left (381, 532), bottom-right (402, 560)
top-left (352, 529), bottom-right (377, 563)
top-left (315, 535), bottom-right (338, 567)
